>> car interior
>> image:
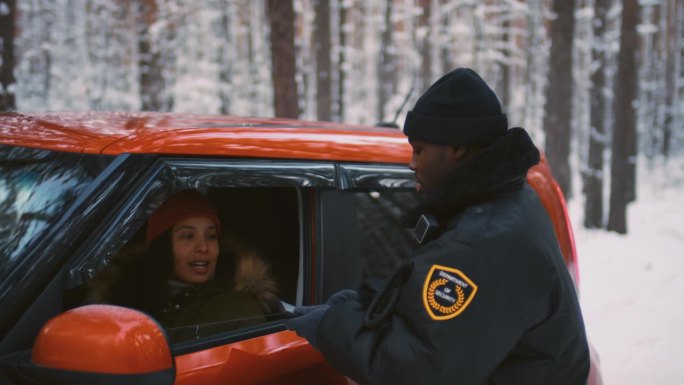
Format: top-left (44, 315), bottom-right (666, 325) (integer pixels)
top-left (62, 187), bottom-right (302, 344)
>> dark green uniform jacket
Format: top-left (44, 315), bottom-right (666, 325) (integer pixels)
top-left (317, 128), bottom-right (590, 384)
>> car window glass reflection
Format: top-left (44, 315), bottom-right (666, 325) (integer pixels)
top-left (0, 146), bottom-right (111, 278)
top-left (352, 190), bottom-right (421, 286)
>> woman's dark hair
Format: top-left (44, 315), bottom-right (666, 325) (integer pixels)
top-left (137, 230), bottom-right (173, 315)
top-left (106, 230), bottom-right (172, 318)
top-left (146, 230), bottom-right (174, 280)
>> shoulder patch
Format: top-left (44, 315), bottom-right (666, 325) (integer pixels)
top-left (422, 264), bottom-right (478, 320)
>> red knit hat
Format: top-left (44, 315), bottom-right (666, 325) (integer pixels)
top-left (146, 190), bottom-right (221, 245)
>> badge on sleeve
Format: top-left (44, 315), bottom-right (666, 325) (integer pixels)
top-left (422, 264), bottom-right (478, 320)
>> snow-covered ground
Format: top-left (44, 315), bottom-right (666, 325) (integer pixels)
top-left (571, 158), bottom-right (684, 384)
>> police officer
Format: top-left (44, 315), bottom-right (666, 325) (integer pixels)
top-left (286, 68), bottom-right (590, 384)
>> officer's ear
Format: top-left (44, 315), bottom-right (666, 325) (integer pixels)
top-left (449, 146), bottom-right (468, 161)
top-left (451, 146), bottom-right (483, 161)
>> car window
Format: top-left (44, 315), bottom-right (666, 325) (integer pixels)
top-left (0, 145), bottom-right (111, 280)
top-left (71, 186), bottom-right (302, 345)
top-left (316, 164), bottom-right (419, 300)
top-left (352, 189), bottom-right (421, 285)
top-left (62, 158), bottom-right (418, 347)
top-left (316, 187), bottom-right (421, 302)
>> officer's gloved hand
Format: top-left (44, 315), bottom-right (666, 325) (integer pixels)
top-left (285, 304), bottom-right (330, 350)
top-left (285, 289), bottom-right (359, 350)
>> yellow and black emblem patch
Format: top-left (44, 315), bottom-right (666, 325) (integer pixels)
top-left (422, 264), bottom-right (478, 320)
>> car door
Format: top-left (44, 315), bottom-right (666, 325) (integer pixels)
top-left (1, 152), bottom-right (354, 384)
top-left (66, 156), bottom-right (356, 385)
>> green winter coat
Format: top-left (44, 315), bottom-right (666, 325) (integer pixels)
top-left (157, 279), bottom-right (266, 342)
top-left (88, 244), bottom-right (278, 344)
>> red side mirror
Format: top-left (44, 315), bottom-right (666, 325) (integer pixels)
top-left (4, 305), bottom-right (174, 385)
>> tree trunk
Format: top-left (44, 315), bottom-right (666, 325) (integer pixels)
top-left (639, 4), bottom-right (662, 159)
top-left (418, 0), bottom-right (432, 93)
top-left (662, 0), bottom-right (681, 157)
top-left (314, 0), bottom-right (332, 121)
top-left (266, 0), bottom-right (299, 119)
top-left (500, 16), bottom-right (511, 109)
top-left (440, 0), bottom-right (451, 74)
top-left (217, 0), bottom-right (233, 115)
top-left (608, 0), bottom-right (640, 234)
top-left (584, 0), bottom-right (610, 229)
top-left (338, 0), bottom-right (347, 122)
top-left (0, 0), bottom-right (16, 111)
top-left (543, 0), bottom-right (576, 199)
top-left (138, 0), bottom-right (165, 111)
top-left (524, 0), bottom-right (545, 132)
top-left (247, 0), bottom-right (262, 116)
top-left (377, 0), bottom-right (395, 122)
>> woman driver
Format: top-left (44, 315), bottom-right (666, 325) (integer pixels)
top-left (95, 189), bottom-right (278, 341)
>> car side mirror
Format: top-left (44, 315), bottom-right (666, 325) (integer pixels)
top-left (1, 305), bottom-right (174, 385)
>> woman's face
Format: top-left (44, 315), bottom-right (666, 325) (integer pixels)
top-left (171, 216), bottom-right (219, 285)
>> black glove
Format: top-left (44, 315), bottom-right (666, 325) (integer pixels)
top-left (285, 304), bottom-right (330, 350)
top-left (285, 289), bottom-right (360, 350)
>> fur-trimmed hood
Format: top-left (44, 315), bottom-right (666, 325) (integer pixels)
top-left (225, 239), bottom-right (280, 312)
top-left (404, 127), bottom-right (540, 226)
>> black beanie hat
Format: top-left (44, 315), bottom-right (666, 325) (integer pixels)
top-left (403, 68), bottom-right (508, 146)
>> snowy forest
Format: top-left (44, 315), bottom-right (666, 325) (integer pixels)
top-left (0, 0), bottom-right (682, 234)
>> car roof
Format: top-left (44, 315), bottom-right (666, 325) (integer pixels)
top-left (0, 112), bottom-right (412, 163)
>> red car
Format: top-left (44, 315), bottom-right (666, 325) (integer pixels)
top-left (0, 112), bottom-right (602, 384)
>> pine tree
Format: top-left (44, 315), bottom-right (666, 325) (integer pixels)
top-left (0, 0), bottom-right (16, 111)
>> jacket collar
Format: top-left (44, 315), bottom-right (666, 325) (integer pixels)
top-left (405, 127), bottom-right (540, 226)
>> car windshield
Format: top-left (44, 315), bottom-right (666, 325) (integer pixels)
top-left (0, 145), bottom-right (112, 279)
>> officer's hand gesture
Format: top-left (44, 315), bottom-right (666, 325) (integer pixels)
top-left (285, 289), bottom-right (359, 350)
